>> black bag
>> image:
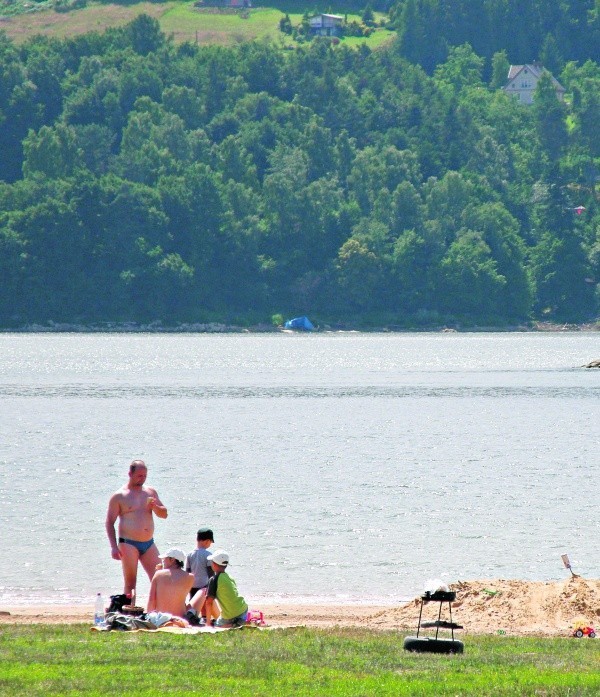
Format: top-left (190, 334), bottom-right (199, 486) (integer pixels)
top-left (106, 593), bottom-right (130, 614)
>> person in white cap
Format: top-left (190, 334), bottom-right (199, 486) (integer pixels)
top-left (200, 550), bottom-right (248, 628)
top-left (146, 548), bottom-right (194, 619)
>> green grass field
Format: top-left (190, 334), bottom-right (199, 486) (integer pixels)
top-left (0, 0), bottom-right (395, 48)
top-left (1, 624), bottom-right (599, 695)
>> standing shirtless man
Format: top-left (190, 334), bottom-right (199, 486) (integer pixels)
top-left (105, 460), bottom-right (168, 596)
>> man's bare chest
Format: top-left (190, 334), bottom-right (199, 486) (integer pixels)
top-left (120, 490), bottom-right (150, 514)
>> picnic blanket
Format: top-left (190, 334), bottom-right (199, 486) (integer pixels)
top-left (91, 623), bottom-right (239, 634)
top-left (91, 611), bottom-right (267, 633)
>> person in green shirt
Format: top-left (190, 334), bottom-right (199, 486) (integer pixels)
top-left (201, 550), bottom-right (248, 627)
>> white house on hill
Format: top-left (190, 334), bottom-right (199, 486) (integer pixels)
top-left (503, 63), bottom-right (565, 104)
top-left (309, 14), bottom-right (343, 37)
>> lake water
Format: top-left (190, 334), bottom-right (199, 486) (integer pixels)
top-left (1, 332), bottom-right (599, 608)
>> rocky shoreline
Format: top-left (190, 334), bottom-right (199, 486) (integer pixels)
top-left (1, 320), bottom-right (599, 333)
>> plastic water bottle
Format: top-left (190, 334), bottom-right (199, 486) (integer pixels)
top-left (94, 593), bottom-right (105, 625)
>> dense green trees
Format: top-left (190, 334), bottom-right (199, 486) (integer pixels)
top-left (391, 0), bottom-right (600, 74)
top-left (1, 10), bottom-right (600, 327)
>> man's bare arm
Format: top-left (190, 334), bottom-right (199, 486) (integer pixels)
top-left (147, 489), bottom-right (168, 519)
top-left (105, 494), bottom-right (122, 559)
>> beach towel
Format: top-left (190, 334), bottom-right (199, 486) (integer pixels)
top-left (91, 621), bottom-right (263, 634)
top-left (92, 610), bottom-right (269, 633)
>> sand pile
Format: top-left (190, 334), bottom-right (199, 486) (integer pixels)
top-left (370, 577), bottom-right (600, 636)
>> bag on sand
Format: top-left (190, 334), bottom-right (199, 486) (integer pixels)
top-left (106, 593), bottom-right (130, 614)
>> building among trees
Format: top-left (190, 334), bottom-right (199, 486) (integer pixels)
top-left (309, 14), bottom-right (343, 37)
top-left (503, 63), bottom-right (565, 104)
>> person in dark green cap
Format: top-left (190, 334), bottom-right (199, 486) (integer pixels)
top-left (185, 527), bottom-right (215, 600)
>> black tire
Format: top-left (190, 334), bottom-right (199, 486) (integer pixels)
top-left (575, 629), bottom-right (584, 638)
top-left (403, 636), bottom-right (464, 654)
top-left (588, 631), bottom-right (596, 639)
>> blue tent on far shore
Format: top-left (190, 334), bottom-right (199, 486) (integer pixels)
top-left (284, 316), bottom-right (315, 330)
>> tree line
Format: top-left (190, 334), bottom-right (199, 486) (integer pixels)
top-left (390, 0), bottom-right (600, 75)
top-left (0, 11), bottom-right (599, 327)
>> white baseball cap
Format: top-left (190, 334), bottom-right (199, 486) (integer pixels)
top-left (159, 548), bottom-right (186, 564)
top-left (208, 550), bottom-right (229, 566)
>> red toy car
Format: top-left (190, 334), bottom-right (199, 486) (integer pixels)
top-left (572, 623), bottom-right (596, 638)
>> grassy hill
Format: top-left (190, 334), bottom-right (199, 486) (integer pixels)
top-left (0, 0), bottom-right (395, 48)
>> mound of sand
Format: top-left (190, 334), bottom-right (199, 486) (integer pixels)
top-left (2, 578), bottom-right (599, 636)
top-left (370, 577), bottom-right (600, 637)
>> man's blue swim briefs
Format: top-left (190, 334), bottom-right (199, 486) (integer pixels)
top-left (118, 537), bottom-right (155, 555)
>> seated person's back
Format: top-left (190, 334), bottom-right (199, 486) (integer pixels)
top-left (147, 549), bottom-right (194, 618)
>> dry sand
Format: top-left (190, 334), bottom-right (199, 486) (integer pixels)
top-left (371, 577), bottom-right (600, 637)
top-left (2, 578), bottom-right (599, 637)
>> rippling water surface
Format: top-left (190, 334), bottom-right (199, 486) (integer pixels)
top-left (1, 332), bottom-right (599, 607)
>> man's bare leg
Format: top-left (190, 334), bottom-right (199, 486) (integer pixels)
top-left (140, 543), bottom-right (160, 582)
top-left (118, 542), bottom-right (140, 596)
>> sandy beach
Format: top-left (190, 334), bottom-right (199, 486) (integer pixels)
top-left (2, 577), bottom-right (599, 637)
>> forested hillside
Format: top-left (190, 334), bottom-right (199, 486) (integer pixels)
top-left (391, 0), bottom-right (600, 74)
top-left (1, 5), bottom-right (600, 328)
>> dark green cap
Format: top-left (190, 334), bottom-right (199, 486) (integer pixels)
top-left (197, 527), bottom-right (214, 542)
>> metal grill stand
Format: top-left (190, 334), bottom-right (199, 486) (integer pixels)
top-left (403, 590), bottom-right (464, 653)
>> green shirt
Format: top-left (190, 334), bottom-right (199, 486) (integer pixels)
top-left (207, 571), bottom-right (247, 620)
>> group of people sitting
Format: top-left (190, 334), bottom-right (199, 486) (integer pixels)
top-left (146, 527), bottom-right (248, 629)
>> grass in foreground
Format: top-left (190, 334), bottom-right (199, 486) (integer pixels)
top-left (0, 624), bottom-right (599, 695)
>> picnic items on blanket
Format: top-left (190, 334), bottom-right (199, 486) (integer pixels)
top-left (106, 593), bottom-right (133, 614)
top-left (121, 605), bottom-right (145, 616)
top-left (93, 611), bottom-right (265, 632)
top-left (103, 590), bottom-right (145, 618)
top-left (144, 611), bottom-right (188, 628)
top-left (94, 593), bottom-right (105, 626)
top-left (97, 611), bottom-right (187, 631)
top-left (101, 612), bottom-right (157, 631)
top-left (93, 599), bottom-right (268, 632)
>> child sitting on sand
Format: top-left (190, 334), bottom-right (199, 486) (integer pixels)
top-left (196, 550), bottom-right (248, 628)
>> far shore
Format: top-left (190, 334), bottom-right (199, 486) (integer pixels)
top-left (1, 321), bottom-right (599, 334)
